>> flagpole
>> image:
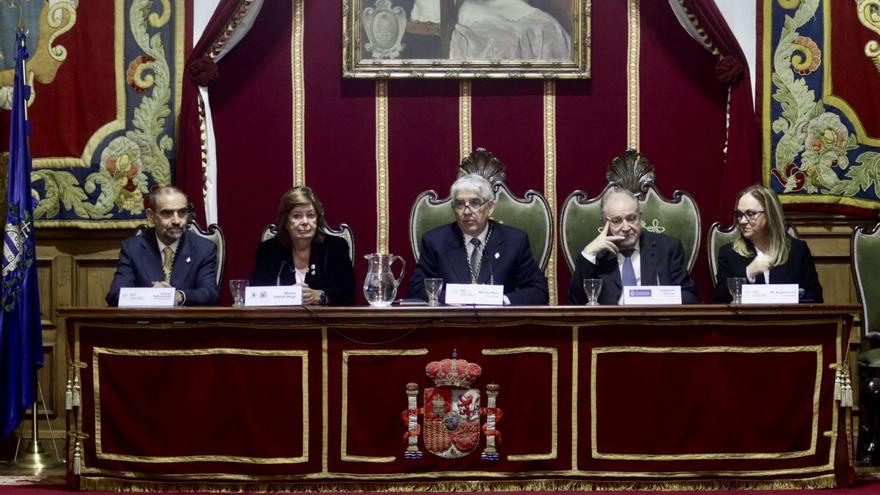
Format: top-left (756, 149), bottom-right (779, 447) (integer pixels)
top-left (5, 19), bottom-right (60, 469)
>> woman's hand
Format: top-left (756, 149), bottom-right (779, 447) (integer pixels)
top-left (300, 284), bottom-right (322, 305)
top-left (746, 253), bottom-right (773, 280)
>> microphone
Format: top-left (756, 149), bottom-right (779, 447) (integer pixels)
top-left (651, 240), bottom-right (660, 285)
top-left (275, 261), bottom-right (288, 286)
top-left (488, 253), bottom-right (497, 286)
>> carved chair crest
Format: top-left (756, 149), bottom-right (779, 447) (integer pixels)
top-left (410, 148), bottom-right (552, 270)
top-left (560, 149), bottom-right (701, 273)
top-left (456, 148), bottom-right (508, 186)
top-left (605, 148), bottom-right (656, 196)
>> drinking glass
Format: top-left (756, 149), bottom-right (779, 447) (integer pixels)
top-left (424, 278), bottom-right (444, 306)
top-left (583, 278), bottom-right (603, 306)
top-left (229, 279), bottom-right (249, 307)
top-left (727, 277), bottom-right (746, 304)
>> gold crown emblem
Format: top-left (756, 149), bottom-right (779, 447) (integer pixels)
top-left (425, 351), bottom-right (482, 388)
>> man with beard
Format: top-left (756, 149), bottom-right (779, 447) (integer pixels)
top-left (106, 186), bottom-right (218, 306)
top-left (568, 188), bottom-right (698, 305)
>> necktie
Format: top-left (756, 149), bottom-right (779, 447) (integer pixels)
top-left (162, 246), bottom-right (174, 283)
top-left (621, 249), bottom-right (637, 286)
top-left (469, 238), bottom-right (482, 283)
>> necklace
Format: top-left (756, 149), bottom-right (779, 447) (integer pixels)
top-left (464, 223), bottom-right (493, 283)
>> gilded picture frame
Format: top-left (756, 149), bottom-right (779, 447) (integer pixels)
top-left (343, 0), bottom-right (590, 79)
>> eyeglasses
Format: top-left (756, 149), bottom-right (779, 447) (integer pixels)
top-left (452, 198), bottom-right (487, 212)
top-left (734, 209), bottom-right (764, 221)
top-left (604, 214), bottom-right (640, 227)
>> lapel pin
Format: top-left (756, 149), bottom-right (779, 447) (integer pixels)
top-left (494, 252), bottom-right (500, 259)
top-left (186, 256), bottom-right (191, 263)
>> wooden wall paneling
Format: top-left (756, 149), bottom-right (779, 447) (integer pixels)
top-left (797, 225), bottom-right (859, 304)
top-left (26, 229), bottom-right (128, 443)
top-left (74, 256), bottom-right (119, 308)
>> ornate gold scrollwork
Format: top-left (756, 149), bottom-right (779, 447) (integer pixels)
top-left (858, 0), bottom-right (880, 72)
top-left (148, 0), bottom-right (171, 28)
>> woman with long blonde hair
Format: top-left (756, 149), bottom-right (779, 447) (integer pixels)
top-left (713, 185), bottom-right (822, 303)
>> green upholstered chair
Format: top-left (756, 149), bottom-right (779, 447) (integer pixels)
top-left (409, 148), bottom-right (553, 271)
top-left (260, 223), bottom-right (356, 265)
top-left (560, 149), bottom-right (701, 273)
top-left (706, 222), bottom-right (798, 287)
top-left (135, 221), bottom-right (226, 289)
top-left (852, 223), bottom-right (880, 336)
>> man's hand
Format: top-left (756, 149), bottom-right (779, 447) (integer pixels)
top-left (151, 281), bottom-right (182, 305)
top-left (300, 284), bottom-right (322, 305)
top-left (581, 222), bottom-right (625, 259)
top-left (746, 252), bottom-right (773, 280)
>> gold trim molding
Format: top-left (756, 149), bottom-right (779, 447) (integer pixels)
top-left (459, 80), bottom-right (471, 160)
top-left (292, 0), bottom-right (306, 185)
top-left (340, 348), bottom-right (428, 463)
top-left (375, 80), bottom-right (389, 253)
top-left (92, 347), bottom-right (309, 464)
top-left (626, 0), bottom-right (640, 149)
top-left (543, 80), bottom-right (558, 305)
top-left (590, 345), bottom-right (824, 461)
top-left (483, 346), bottom-right (558, 461)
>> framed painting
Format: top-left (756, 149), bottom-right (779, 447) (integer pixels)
top-left (343, 0), bottom-right (590, 79)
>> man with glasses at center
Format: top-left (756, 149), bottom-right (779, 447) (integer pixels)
top-left (409, 174), bottom-right (548, 305)
top-left (568, 187), bottom-right (698, 305)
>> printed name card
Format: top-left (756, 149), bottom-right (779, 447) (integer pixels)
top-left (118, 287), bottom-right (176, 308)
top-left (245, 285), bottom-right (303, 307)
top-left (621, 286), bottom-right (683, 305)
top-left (741, 284), bottom-right (799, 304)
top-left (444, 283), bottom-right (504, 306)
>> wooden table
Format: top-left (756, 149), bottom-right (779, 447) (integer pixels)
top-left (62, 305), bottom-right (858, 491)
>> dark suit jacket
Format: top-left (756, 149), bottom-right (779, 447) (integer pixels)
top-left (713, 237), bottom-right (823, 303)
top-left (250, 235), bottom-right (355, 305)
top-left (409, 221), bottom-right (548, 305)
top-left (568, 231), bottom-right (698, 305)
top-left (106, 229), bottom-right (219, 306)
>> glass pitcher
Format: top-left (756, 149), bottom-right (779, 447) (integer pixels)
top-left (363, 253), bottom-right (406, 307)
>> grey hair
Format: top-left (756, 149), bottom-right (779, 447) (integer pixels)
top-left (600, 187), bottom-right (640, 217)
top-left (450, 174), bottom-right (495, 203)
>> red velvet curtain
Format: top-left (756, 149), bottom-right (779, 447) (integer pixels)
top-left (176, 0), bottom-right (257, 224)
top-left (681, 0), bottom-right (762, 215)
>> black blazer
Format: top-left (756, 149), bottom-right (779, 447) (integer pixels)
top-left (106, 229), bottom-right (219, 306)
top-left (568, 231), bottom-right (699, 305)
top-left (713, 237), bottom-right (823, 303)
top-left (408, 221), bottom-right (548, 305)
top-left (250, 235), bottom-right (355, 305)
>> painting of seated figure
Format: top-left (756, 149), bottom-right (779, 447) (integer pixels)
top-left (344, 0), bottom-right (589, 79)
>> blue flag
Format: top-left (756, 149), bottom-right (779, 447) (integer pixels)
top-left (1, 28), bottom-right (43, 440)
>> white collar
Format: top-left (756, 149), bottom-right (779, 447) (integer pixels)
top-left (156, 236), bottom-right (180, 255)
top-left (463, 224), bottom-right (490, 247)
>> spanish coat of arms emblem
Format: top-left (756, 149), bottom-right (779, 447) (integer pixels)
top-left (401, 352), bottom-right (502, 461)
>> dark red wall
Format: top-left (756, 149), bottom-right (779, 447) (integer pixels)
top-left (208, 1), bottom-right (729, 304)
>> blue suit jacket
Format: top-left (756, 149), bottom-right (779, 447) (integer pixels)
top-left (409, 221), bottom-right (548, 305)
top-left (106, 229), bottom-right (219, 306)
top-left (568, 231), bottom-right (699, 305)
